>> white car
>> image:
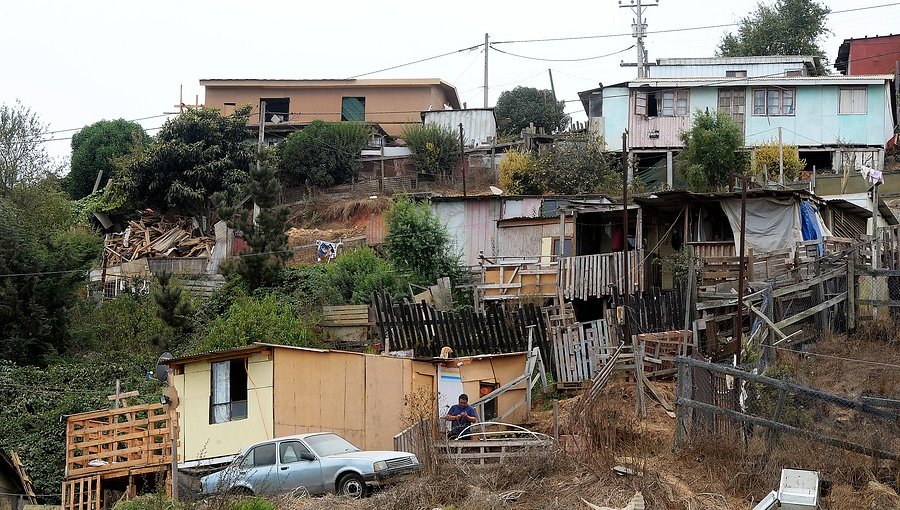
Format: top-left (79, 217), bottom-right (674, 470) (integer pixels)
top-left (200, 433), bottom-right (420, 499)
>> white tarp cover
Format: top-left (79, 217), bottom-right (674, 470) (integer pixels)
top-left (721, 198), bottom-right (802, 255)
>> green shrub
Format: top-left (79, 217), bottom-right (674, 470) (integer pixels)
top-left (200, 294), bottom-right (316, 352)
top-left (228, 497), bottom-right (277, 510)
top-left (752, 142), bottom-right (806, 182)
top-left (310, 246), bottom-right (405, 305)
top-left (277, 120), bottom-right (370, 187)
top-left (114, 493), bottom-right (183, 510)
top-left (384, 197), bottom-right (463, 287)
top-left (400, 124), bottom-right (459, 177)
top-left (498, 151), bottom-right (541, 194)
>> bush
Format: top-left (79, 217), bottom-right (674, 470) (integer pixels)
top-left (115, 493), bottom-right (183, 510)
top-left (309, 246), bottom-right (405, 305)
top-left (199, 294), bottom-right (316, 352)
top-left (498, 151), bottom-right (541, 194)
top-left (537, 136), bottom-right (620, 195)
top-left (384, 197), bottom-right (462, 287)
top-left (228, 497), bottom-right (277, 510)
top-left (400, 124), bottom-right (459, 177)
top-left (277, 120), bottom-right (370, 188)
top-left (677, 110), bottom-right (748, 191)
top-left (752, 142), bottom-right (806, 182)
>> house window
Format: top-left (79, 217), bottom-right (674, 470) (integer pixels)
top-left (479, 382), bottom-right (498, 420)
top-left (552, 237), bottom-right (572, 258)
top-left (752, 88), bottom-right (795, 116)
top-left (210, 359), bottom-right (248, 424)
top-left (223, 102), bottom-right (236, 116)
top-left (725, 70), bottom-right (747, 78)
top-left (839, 88), bottom-right (867, 114)
top-left (261, 98), bottom-right (290, 123)
top-left (341, 97), bottom-right (366, 121)
top-left (635, 90), bottom-right (687, 117)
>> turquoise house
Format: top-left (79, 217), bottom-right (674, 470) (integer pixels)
top-left (582, 56), bottom-right (895, 188)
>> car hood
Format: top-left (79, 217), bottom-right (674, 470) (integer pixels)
top-left (323, 451), bottom-right (411, 462)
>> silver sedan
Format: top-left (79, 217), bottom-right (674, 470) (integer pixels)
top-left (200, 433), bottom-right (421, 499)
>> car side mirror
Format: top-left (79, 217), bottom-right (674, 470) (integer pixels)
top-left (300, 453), bottom-right (316, 461)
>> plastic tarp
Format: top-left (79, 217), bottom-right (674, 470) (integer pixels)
top-left (800, 201), bottom-right (823, 255)
top-left (721, 198), bottom-right (802, 255)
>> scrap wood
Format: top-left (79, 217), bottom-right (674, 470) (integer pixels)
top-left (11, 451), bottom-right (37, 503)
top-left (641, 374), bottom-right (675, 413)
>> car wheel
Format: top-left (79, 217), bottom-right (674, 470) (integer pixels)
top-left (337, 473), bottom-right (366, 499)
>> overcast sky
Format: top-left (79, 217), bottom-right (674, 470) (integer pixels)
top-left (2, 0), bottom-right (898, 162)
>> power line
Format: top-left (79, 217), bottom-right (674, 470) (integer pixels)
top-left (346, 44), bottom-right (483, 79)
top-left (489, 45), bottom-right (635, 62)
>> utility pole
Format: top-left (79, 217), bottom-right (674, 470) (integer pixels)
top-left (621, 131), bottom-right (631, 346)
top-left (778, 126), bottom-right (784, 185)
top-left (735, 174), bottom-right (747, 365)
top-left (258, 101), bottom-right (267, 169)
top-left (483, 33), bottom-right (489, 108)
top-left (548, 69), bottom-right (557, 101)
top-left (619, 0), bottom-right (658, 78)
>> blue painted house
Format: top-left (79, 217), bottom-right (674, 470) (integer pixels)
top-left (581, 56), bottom-right (896, 188)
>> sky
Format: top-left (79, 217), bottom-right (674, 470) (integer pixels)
top-left (1, 0), bottom-right (899, 163)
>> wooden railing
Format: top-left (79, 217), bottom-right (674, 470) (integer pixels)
top-left (65, 402), bottom-right (172, 478)
top-left (479, 257), bottom-right (559, 301)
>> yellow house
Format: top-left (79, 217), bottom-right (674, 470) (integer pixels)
top-left (166, 343), bottom-right (529, 465)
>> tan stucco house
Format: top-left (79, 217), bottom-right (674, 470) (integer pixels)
top-left (201, 78), bottom-right (462, 139)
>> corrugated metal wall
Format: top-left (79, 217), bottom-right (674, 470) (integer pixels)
top-left (423, 110), bottom-right (497, 146)
top-left (651, 63), bottom-right (805, 78)
top-left (501, 198), bottom-right (542, 219)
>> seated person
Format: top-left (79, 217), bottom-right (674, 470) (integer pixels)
top-left (445, 393), bottom-right (478, 439)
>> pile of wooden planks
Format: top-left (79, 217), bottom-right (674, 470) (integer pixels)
top-left (103, 210), bottom-right (215, 266)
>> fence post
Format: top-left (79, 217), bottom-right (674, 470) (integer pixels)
top-left (674, 358), bottom-right (686, 449)
top-left (848, 252), bottom-right (857, 332)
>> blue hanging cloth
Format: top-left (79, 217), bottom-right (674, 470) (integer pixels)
top-left (799, 201), bottom-right (823, 255)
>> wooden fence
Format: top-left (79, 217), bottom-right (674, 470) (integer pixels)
top-left (561, 251), bottom-right (643, 300)
top-left (371, 291), bottom-right (552, 367)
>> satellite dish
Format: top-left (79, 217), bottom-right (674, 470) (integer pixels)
top-left (271, 114), bottom-right (283, 124)
top-left (153, 352), bottom-right (173, 383)
top-left (489, 186), bottom-right (504, 195)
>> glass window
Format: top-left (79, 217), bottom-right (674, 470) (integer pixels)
top-left (305, 434), bottom-right (360, 457)
top-left (753, 90), bottom-right (766, 115)
top-left (210, 359), bottom-right (248, 424)
top-left (661, 91), bottom-right (675, 116)
top-left (675, 90), bottom-right (689, 116)
top-left (241, 443), bottom-right (277, 468)
top-left (782, 90), bottom-right (794, 115)
top-left (279, 441), bottom-right (311, 464)
top-left (341, 97), bottom-right (365, 121)
top-left (839, 88), bottom-right (867, 114)
top-left (753, 88), bottom-right (795, 116)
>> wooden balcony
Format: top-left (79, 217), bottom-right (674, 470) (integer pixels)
top-left (560, 251), bottom-right (644, 301)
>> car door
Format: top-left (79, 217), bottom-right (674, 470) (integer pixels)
top-left (277, 440), bottom-right (324, 494)
top-left (238, 442), bottom-right (278, 495)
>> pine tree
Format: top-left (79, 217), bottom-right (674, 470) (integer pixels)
top-left (217, 161), bottom-right (291, 291)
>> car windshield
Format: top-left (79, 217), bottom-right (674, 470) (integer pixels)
top-left (304, 434), bottom-right (360, 457)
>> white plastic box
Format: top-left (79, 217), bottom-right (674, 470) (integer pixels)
top-left (778, 469), bottom-right (820, 509)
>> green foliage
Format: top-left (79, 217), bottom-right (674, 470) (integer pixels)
top-left (498, 151), bottom-right (541, 195)
top-left (310, 246), bottom-right (406, 305)
top-left (114, 493), bottom-right (183, 510)
top-left (0, 180), bottom-right (102, 366)
top-left (384, 197), bottom-right (462, 287)
top-left (718, 0), bottom-right (831, 72)
top-left (228, 497), bottom-right (277, 510)
top-left (277, 120), bottom-right (370, 187)
top-left (495, 86), bottom-right (569, 136)
top-left (752, 142), bottom-right (806, 182)
top-left (400, 124), bottom-right (459, 177)
top-left (67, 119), bottom-right (148, 199)
top-left (217, 161), bottom-right (291, 291)
top-left (0, 100), bottom-right (55, 195)
top-left (745, 364), bottom-right (813, 430)
top-left (150, 272), bottom-right (193, 351)
top-left (199, 294), bottom-right (316, 352)
top-left (499, 137), bottom-right (627, 196)
top-left (0, 355), bottom-right (163, 500)
top-left (677, 110), bottom-right (749, 191)
top-left (68, 293), bottom-right (172, 357)
top-left (126, 106), bottom-right (253, 214)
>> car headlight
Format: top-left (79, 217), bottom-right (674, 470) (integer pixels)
top-left (373, 460), bottom-right (388, 472)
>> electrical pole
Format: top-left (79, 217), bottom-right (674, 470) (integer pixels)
top-left (548, 69), bottom-right (557, 101)
top-left (621, 131), bottom-right (631, 346)
top-left (619, 0), bottom-right (658, 78)
top-left (460, 123), bottom-right (467, 197)
top-left (484, 33), bottom-right (489, 108)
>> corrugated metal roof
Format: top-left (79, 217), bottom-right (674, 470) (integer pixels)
top-left (656, 56), bottom-right (818, 66)
top-left (629, 75), bottom-right (894, 87)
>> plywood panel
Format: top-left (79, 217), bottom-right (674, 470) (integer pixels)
top-left (364, 355), bottom-right (411, 451)
top-left (459, 359), bottom-right (497, 383)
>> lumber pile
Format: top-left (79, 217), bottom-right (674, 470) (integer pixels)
top-left (103, 210), bottom-right (215, 266)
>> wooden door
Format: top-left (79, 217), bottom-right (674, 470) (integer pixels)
top-left (717, 88), bottom-right (746, 139)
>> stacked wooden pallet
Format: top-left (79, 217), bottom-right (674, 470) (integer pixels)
top-left (103, 211), bottom-right (215, 266)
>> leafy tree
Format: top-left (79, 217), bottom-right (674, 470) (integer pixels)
top-left (309, 246), bottom-right (405, 305)
top-left (199, 294), bottom-right (315, 352)
top-left (718, 0), bottom-right (831, 69)
top-left (537, 136), bottom-right (621, 195)
top-left (495, 86), bottom-right (569, 136)
top-left (401, 124), bottom-right (460, 178)
top-left (277, 120), bottom-right (370, 187)
top-left (0, 180), bottom-right (102, 366)
top-left (752, 142), bottom-right (806, 182)
top-left (217, 161), bottom-right (291, 292)
top-left (384, 197), bottom-right (462, 287)
top-left (67, 293), bottom-right (172, 357)
top-left (0, 100), bottom-right (54, 195)
top-left (149, 272), bottom-right (193, 351)
top-left (677, 110), bottom-right (749, 191)
top-left (126, 106), bottom-right (253, 214)
top-left (67, 119), bottom-right (148, 199)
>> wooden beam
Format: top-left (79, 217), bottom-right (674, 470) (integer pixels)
top-left (774, 292), bottom-right (846, 330)
top-left (677, 397), bottom-right (900, 461)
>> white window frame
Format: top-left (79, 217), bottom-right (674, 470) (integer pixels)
top-left (838, 87), bottom-right (867, 115)
top-left (752, 87), bottom-right (795, 116)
